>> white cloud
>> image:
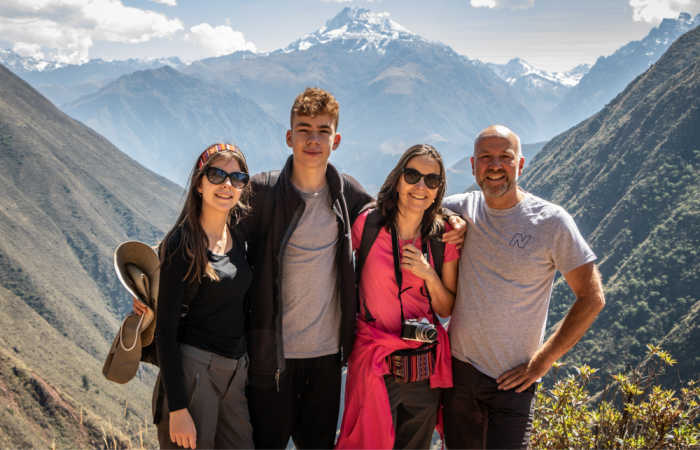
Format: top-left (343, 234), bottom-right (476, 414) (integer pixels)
top-left (470, 0), bottom-right (534, 9)
top-left (185, 23), bottom-right (256, 57)
top-left (379, 139), bottom-right (408, 156)
top-left (149, 0), bottom-right (177, 5)
top-left (0, 0), bottom-right (183, 64)
top-left (12, 42), bottom-right (44, 59)
top-left (629, 0), bottom-right (699, 23)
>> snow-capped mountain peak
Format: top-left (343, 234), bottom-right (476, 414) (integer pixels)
top-left (487, 58), bottom-right (590, 87)
top-left (0, 48), bottom-right (64, 72)
top-left (281, 7), bottom-right (420, 54)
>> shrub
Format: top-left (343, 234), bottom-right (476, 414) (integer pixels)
top-left (530, 345), bottom-right (699, 449)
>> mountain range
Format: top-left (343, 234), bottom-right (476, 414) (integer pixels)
top-left (521, 24), bottom-right (699, 388)
top-left (63, 66), bottom-right (287, 185)
top-left (547, 12), bottom-right (700, 139)
top-left (0, 63), bottom-right (181, 447)
top-left (1, 8), bottom-right (696, 191)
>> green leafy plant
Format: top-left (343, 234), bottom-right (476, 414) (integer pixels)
top-left (530, 345), bottom-right (699, 449)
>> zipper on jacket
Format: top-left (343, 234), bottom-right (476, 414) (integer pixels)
top-left (275, 368), bottom-right (281, 392)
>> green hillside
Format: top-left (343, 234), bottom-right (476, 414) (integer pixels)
top-left (521, 26), bottom-right (699, 387)
top-left (0, 63), bottom-right (182, 447)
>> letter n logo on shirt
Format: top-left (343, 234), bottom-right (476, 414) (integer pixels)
top-left (509, 233), bottom-right (532, 249)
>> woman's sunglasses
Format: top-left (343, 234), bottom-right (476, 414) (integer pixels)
top-left (204, 167), bottom-right (250, 189)
top-left (402, 167), bottom-right (442, 189)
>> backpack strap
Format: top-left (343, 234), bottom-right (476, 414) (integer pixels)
top-left (428, 237), bottom-right (445, 279)
top-left (356, 207), bottom-right (384, 322)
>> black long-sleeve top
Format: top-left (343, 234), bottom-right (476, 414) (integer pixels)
top-left (155, 228), bottom-right (252, 412)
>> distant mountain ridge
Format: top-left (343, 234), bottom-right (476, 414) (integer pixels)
top-left (63, 65), bottom-right (287, 184)
top-left (0, 51), bottom-right (184, 106)
top-left (487, 58), bottom-right (590, 87)
top-left (521, 24), bottom-right (700, 388)
top-left (547, 12), bottom-right (700, 138)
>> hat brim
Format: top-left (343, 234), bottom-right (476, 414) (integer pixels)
top-left (114, 241), bottom-right (159, 307)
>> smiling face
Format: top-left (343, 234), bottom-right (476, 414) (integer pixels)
top-left (471, 134), bottom-right (524, 209)
top-left (397, 155), bottom-right (442, 216)
top-left (286, 113), bottom-right (341, 171)
top-left (197, 158), bottom-right (244, 216)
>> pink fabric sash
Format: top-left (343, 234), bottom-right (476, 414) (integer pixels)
top-left (336, 319), bottom-right (452, 449)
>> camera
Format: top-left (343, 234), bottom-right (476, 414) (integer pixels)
top-left (401, 318), bottom-right (438, 343)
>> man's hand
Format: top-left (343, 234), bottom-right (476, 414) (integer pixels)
top-left (443, 215), bottom-right (467, 248)
top-left (170, 408), bottom-right (197, 449)
top-left (497, 262), bottom-right (605, 393)
top-left (496, 351), bottom-right (553, 393)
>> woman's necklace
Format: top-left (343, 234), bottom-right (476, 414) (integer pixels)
top-left (209, 227), bottom-right (228, 254)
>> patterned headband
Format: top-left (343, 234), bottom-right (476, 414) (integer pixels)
top-left (197, 143), bottom-right (239, 169)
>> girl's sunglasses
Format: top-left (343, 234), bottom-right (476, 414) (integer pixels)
top-left (402, 167), bottom-right (442, 189)
top-left (205, 167), bottom-right (250, 189)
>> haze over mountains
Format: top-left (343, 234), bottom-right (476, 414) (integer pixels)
top-left (521, 25), bottom-right (700, 388)
top-left (0, 64), bottom-right (181, 447)
top-left (548, 12), bottom-right (700, 138)
top-left (64, 66), bottom-right (287, 185)
top-left (1, 8), bottom-right (696, 191)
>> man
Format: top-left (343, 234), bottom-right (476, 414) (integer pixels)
top-left (242, 87), bottom-right (372, 449)
top-left (442, 124), bottom-right (605, 449)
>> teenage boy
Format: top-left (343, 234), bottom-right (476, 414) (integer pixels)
top-left (242, 88), bottom-right (372, 449)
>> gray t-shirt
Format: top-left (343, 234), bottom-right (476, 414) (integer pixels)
top-left (281, 185), bottom-right (341, 358)
top-left (443, 191), bottom-right (596, 379)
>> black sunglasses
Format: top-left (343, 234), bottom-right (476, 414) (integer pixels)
top-left (205, 167), bottom-right (250, 188)
top-left (402, 167), bottom-right (442, 189)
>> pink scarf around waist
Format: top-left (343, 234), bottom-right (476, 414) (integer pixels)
top-left (336, 319), bottom-right (452, 449)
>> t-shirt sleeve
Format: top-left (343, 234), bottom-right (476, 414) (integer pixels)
top-left (351, 209), bottom-right (369, 253)
top-left (442, 193), bottom-right (468, 216)
top-left (551, 208), bottom-right (597, 274)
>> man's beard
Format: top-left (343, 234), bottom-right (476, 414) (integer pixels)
top-left (478, 172), bottom-right (515, 198)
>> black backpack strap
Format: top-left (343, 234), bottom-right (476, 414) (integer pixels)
top-left (356, 207), bottom-right (383, 322)
top-left (428, 237), bottom-right (445, 279)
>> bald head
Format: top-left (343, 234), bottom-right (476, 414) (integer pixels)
top-left (474, 125), bottom-right (521, 157)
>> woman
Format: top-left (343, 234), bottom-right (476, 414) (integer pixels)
top-left (337, 144), bottom-right (459, 449)
top-left (134, 143), bottom-right (254, 449)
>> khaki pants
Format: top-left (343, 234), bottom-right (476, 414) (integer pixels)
top-left (156, 344), bottom-right (253, 449)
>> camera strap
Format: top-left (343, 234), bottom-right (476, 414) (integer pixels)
top-left (390, 224), bottom-right (437, 326)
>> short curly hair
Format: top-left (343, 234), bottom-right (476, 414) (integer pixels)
top-left (290, 87), bottom-right (340, 129)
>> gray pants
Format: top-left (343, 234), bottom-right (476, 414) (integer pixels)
top-left (156, 344), bottom-right (254, 449)
top-left (384, 375), bottom-right (441, 449)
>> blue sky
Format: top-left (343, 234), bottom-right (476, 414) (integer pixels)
top-left (1, 0), bottom-right (698, 71)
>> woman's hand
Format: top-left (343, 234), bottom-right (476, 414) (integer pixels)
top-left (132, 297), bottom-right (148, 315)
top-left (400, 244), bottom-right (437, 282)
top-left (169, 408), bottom-right (197, 449)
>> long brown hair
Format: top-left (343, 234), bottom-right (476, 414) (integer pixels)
top-left (160, 143), bottom-right (252, 283)
top-left (376, 144), bottom-right (446, 238)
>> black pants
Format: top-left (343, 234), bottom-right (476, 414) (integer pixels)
top-left (442, 358), bottom-right (536, 449)
top-left (384, 375), bottom-right (441, 449)
top-left (247, 353), bottom-right (342, 449)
